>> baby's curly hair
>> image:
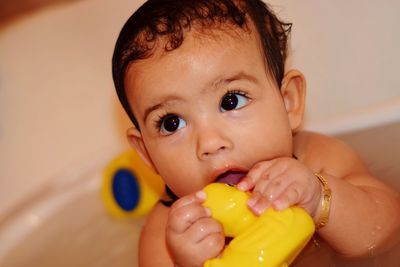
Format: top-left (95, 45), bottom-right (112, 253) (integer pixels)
top-left (112, 0), bottom-right (292, 129)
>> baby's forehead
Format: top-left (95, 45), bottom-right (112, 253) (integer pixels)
top-left (126, 28), bottom-right (265, 94)
top-left (125, 25), bottom-right (262, 87)
top-left (135, 17), bottom-right (257, 60)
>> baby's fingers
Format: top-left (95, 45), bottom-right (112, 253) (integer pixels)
top-left (187, 217), bottom-right (224, 244)
top-left (169, 190), bottom-right (206, 211)
top-left (197, 231), bottom-right (225, 260)
top-left (248, 174), bottom-right (292, 214)
top-left (237, 160), bottom-right (275, 191)
top-left (168, 191), bottom-right (210, 234)
top-left (271, 188), bottom-right (300, 211)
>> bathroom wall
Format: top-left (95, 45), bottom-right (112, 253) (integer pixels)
top-left (274, 0), bottom-right (400, 126)
top-left (0, 0), bottom-right (140, 218)
top-left (1, 0), bottom-right (399, 218)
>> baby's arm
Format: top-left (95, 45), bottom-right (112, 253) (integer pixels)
top-left (239, 131), bottom-right (400, 257)
top-left (139, 202), bottom-right (174, 267)
top-left (296, 131), bottom-right (400, 257)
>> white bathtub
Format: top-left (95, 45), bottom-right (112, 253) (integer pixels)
top-left (0, 161), bottom-right (144, 267)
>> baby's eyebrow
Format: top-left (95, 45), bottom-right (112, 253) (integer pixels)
top-left (212, 71), bottom-right (258, 89)
top-left (143, 95), bottom-right (183, 123)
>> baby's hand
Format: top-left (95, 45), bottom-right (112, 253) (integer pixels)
top-left (237, 157), bottom-right (322, 218)
top-left (166, 191), bottom-right (225, 267)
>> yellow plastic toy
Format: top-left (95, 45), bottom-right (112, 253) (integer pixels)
top-left (102, 150), bottom-right (164, 218)
top-left (203, 183), bottom-right (315, 267)
top-left (102, 152), bottom-right (314, 266)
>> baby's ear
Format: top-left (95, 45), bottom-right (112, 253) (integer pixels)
top-left (281, 70), bottom-right (306, 132)
top-left (126, 127), bottom-right (158, 173)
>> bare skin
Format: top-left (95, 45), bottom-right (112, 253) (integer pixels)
top-left (138, 132), bottom-right (400, 267)
top-left (123, 28), bottom-right (400, 267)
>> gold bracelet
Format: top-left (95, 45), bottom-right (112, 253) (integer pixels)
top-left (314, 173), bottom-right (332, 229)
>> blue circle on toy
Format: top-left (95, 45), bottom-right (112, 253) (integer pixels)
top-left (112, 168), bottom-right (140, 211)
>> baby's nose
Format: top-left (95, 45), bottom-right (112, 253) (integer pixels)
top-left (196, 125), bottom-right (232, 160)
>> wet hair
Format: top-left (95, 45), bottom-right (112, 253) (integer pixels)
top-left (112, 0), bottom-right (292, 129)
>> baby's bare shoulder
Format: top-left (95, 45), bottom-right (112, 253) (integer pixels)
top-left (293, 131), bottom-right (367, 178)
top-left (294, 131), bottom-right (353, 153)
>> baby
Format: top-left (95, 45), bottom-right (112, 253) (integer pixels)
top-left (111, 0), bottom-right (400, 266)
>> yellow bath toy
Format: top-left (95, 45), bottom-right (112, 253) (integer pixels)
top-left (203, 183), bottom-right (315, 267)
top-left (102, 150), bottom-right (164, 218)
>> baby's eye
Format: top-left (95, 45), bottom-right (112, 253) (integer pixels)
top-left (220, 91), bottom-right (249, 112)
top-left (159, 114), bottom-right (187, 135)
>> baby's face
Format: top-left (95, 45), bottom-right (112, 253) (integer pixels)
top-left (125, 29), bottom-right (295, 197)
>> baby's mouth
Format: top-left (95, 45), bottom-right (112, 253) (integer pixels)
top-left (216, 171), bottom-right (247, 186)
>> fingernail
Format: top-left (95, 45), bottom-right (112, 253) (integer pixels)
top-left (247, 196), bottom-right (257, 207)
top-left (273, 200), bottom-right (287, 211)
top-left (251, 201), bottom-right (266, 215)
top-left (253, 206), bottom-right (264, 215)
top-left (237, 181), bottom-right (247, 191)
top-left (195, 190), bottom-right (206, 200)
